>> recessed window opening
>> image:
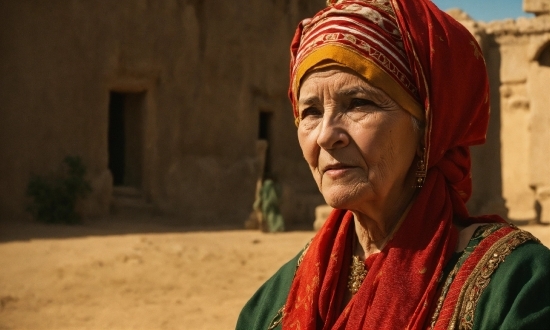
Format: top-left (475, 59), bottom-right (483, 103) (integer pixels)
top-left (259, 111), bottom-right (273, 175)
top-left (108, 91), bottom-right (145, 188)
top-left (538, 43), bottom-right (550, 67)
top-left (259, 112), bottom-right (271, 140)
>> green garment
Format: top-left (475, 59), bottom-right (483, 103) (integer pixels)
top-left (236, 250), bottom-right (301, 330)
top-left (254, 179), bottom-right (285, 233)
top-left (236, 228), bottom-right (550, 330)
top-left (473, 241), bottom-right (550, 329)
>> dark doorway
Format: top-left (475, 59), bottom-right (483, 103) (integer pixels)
top-left (259, 111), bottom-right (272, 175)
top-left (108, 92), bottom-right (145, 188)
top-left (259, 112), bottom-right (271, 140)
top-left (538, 43), bottom-right (550, 67)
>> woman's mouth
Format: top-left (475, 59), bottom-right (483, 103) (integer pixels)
top-left (323, 164), bottom-right (355, 178)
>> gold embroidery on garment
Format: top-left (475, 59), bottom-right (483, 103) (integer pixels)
top-left (476, 224), bottom-right (501, 240)
top-left (267, 305), bottom-right (286, 330)
top-left (430, 267), bottom-right (459, 329)
top-left (449, 228), bottom-right (538, 330)
top-left (429, 223), bottom-right (506, 329)
top-left (296, 239), bottom-right (312, 274)
top-left (348, 255), bottom-right (367, 294)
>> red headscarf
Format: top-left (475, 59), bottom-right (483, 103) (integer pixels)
top-left (283, 0), bottom-right (505, 329)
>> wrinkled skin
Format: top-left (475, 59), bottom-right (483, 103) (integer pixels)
top-left (297, 67), bottom-right (422, 255)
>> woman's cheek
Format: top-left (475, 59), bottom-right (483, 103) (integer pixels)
top-left (298, 126), bottom-right (320, 168)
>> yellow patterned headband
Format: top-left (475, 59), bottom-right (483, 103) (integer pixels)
top-left (293, 44), bottom-right (425, 126)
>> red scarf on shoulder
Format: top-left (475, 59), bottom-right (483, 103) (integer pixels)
top-left (283, 0), bottom-right (505, 329)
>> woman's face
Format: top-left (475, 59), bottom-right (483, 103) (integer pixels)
top-left (297, 67), bottom-right (420, 213)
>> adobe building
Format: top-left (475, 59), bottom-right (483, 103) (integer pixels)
top-left (1, 0), bottom-right (549, 228)
top-left (496, 0), bottom-right (550, 223)
top-left (0, 0), bottom-right (326, 227)
top-left (447, 0), bottom-right (550, 224)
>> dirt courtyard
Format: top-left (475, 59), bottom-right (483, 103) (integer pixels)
top-left (1, 216), bottom-right (549, 330)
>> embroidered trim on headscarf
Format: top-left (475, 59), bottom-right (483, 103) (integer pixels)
top-left (328, 0), bottom-right (396, 18)
top-left (289, 0), bottom-right (423, 123)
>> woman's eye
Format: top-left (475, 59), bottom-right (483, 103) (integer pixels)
top-left (300, 107), bottom-right (322, 119)
top-left (348, 98), bottom-right (376, 109)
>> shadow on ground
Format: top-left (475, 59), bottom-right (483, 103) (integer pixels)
top-left (0, 214), bottom-right (312, 243)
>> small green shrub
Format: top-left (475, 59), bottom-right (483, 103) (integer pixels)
top-left (26, 156), bottom-right (92, 224)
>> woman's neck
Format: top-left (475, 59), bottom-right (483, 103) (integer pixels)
top-left (352, 189), bottom-right (416, 258)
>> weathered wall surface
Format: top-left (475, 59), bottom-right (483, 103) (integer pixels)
top-left (2, 0), bottom-right (549, 227)
top-left (408, 3), bottom-right (550, 224)
top-left (524, 0), bottom-right (550, 15)
top-left (482, 1), bottom-right (550, 223)
top-left (0, 0), bottom-right (325, 226)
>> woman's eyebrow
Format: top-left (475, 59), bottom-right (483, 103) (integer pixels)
top-left (340, 86), bottom-right (386, 101)
top-left (339, 86), bottom-right (371, 97)
top-left (298, 95), bottom-right (319, 106)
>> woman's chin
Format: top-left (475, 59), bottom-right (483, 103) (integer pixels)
top-left (321, 188), bottom-right (368, 210)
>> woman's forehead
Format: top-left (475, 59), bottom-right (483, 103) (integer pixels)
top-left (302, 65), bottom-right (363, 82)
top-left (299, 68), bottom-right (381, 100)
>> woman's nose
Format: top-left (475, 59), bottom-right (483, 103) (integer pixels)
top-left (316, 115), bottom-right (349, 150)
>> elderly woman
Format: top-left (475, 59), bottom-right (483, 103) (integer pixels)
top-left (237, 0), bottom-right (550, 329)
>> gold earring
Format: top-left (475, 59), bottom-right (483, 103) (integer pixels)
top-left (414, 159), bottom-right (426, 188)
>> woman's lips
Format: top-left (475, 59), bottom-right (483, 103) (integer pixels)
top-left (323, 165), bottom-right (355, 178)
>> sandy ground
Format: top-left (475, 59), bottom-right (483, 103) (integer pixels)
top-left (0, 217), bottom-right (549, 330)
